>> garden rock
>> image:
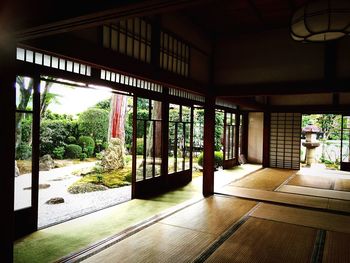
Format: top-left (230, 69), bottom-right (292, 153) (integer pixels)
top-left (39, 154), bottom-right (55, 171)
top-left (15, 161), bottom-right (20, 177)
top-left (100, 138), bottom-right (125, 171)
top-left (46, 197), bottom-right (64, 204)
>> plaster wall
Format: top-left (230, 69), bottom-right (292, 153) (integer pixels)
top-left (248, 112), bottom-right (263, 164)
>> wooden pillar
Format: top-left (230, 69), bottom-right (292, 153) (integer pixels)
top-left (203, 96), bottom-right (215, 196)
top-left (161, 88), bottom-right (169, 185)
top-left (234, 113), bottom-right (240, 164)
top-left (241, 112), bottom-right (249, 158)
top-left (262, 111), bottom-right (271, 168)
top-left (0, 39), bottom-right (16, 263)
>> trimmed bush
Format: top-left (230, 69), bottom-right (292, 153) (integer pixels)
top-left (197, 151), bottom-right (223, 169)
top-left (52, 146), bottom-right (65, 160)
top-left (79, 153), bottom-right (87, 161)
top-left (78, 136), bottom-right (95, 157)
top-left (78, 108), bottom-right (109, 142)
top-left (214, 151), bottom-right (223, 168)
top-left (65, 144), bottom-right (82, 159)
top-left (16, 142), bottom-right (32, 160)
top-left (136, 138), bottom-right (144, 155)
top-left (67, 136), bottom-right (76, 144)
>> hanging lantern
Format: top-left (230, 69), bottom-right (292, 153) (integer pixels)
top-left (290, 0), bottom-right (350, 42)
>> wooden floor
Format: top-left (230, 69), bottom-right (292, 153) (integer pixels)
top-left (82, 168), bottom-right (350, 263)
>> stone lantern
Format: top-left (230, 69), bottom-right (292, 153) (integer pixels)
top-left (302, 123), bottom-right (321, 166)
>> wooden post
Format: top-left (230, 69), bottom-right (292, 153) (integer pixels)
top-left (234, 113), bottom-right (240, 164)
top-left (203, 96), bottom-right (215, 196)
top-left (262, 111), bottom-right (271, 168)
top-left (0, 39), bottom-right (16, 263)
top-left (241, 112), bottom-right (249, 158)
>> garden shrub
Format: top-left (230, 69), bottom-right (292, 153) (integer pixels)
top-left (40, 119), bottom-right (77, 156)
top-left (53, 146), bottom-right (65, 160)
top-left (67, 136), bottom-right (76, 144)
top-left (79, 153), bottom-right (87, 161)
top-left (78, 108), bottom-right (109, 142)
top-left (214, 151), bottom-right (224, 168)
top-left (78, 136), bottom-right (95, 157)
top-left (136, 138), bottom-right (144, 155)
top-left (16, 142), bottom-right (32, 160)
top-left (65, 144), bottom-right (82, 159)
top-left (197, 151), bottom-right (223, 169)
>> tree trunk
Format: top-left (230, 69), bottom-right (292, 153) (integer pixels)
top-left (15, 77), bottom-right (33, 149)
top-left (108, 94), bottom-right (127, 142)
top-left (146, 101), bottom-right (162, 158)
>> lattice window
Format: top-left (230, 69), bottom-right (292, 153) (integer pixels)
top-left (16, 47), bottom-right (91, 76)
top-left (169, 88), bottom-right (204, 103)
top-left (103, 18), bottom-right (152, 63)
top-left (270, 112), bottom-right (301, 170)
top-left (160, 31), bottom-right (189, 77)
top-left (100, 69), bottom-right (162, 93)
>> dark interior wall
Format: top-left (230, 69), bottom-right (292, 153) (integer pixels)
top-left (214, 28), bottom-right (325, 86)
top-left (269, 93), bottom-right (333, 106)
top-left (337, 37), bottom-right (350, 80)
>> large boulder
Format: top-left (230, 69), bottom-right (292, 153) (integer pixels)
top-left (15, 161), bottom-right (20, 177)
top-left (100, 138), bottom-right (125, 171)
top-left (39, 154), bottom-right (55, 171)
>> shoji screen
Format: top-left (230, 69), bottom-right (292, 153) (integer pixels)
top-left (270, 113), bottom-right (301, 170)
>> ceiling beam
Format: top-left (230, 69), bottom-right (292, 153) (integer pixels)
top-left (216, 80), bottom-right (350, 97)
top-left (21, 34), bottom-right (207, 94)
top-left (14, 0), bottom-right (213, 41)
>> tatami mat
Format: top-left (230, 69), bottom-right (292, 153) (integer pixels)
top-left (83, 222), bottom-right (216, 263)
top-left (229, 168), bottom-right (295, 191)
top-left (205, 217), bottom-right (316, 263)
top-left (83, 196), bottom-right (258, 263)
top-left (334, 178), bottom-right (350, 192)
top-left (323, 231), bottom-right (350, 263)
top-left (160, 196), bottom-right (257, 235)
top-left (288, 174), bottom-right (334, 190)
top-left (278, 185), bottom-right (350, 201)
top-left (219, 185), bottom-right (329, 209)
top-left (251, 203), bottom-right (350, 234)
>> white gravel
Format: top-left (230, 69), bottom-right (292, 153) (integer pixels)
top-left (14, 162), bottom-right (131, 228)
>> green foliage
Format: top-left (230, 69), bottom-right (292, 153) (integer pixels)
top-left (79, 153), bottom-right (87, 161)
top-left (214, 151), bottom-right (224, 168)
top-left (53, 146), bottom-right (65, 160)
top-left (95, 139), bottom-right (103, 153)
top-left (136, 138), bottom-right (144, 155)
top-left (197, 151), bottom-right (223, 168)
top-left (16, 142), bottom-right (32, 160)
top-left (65, 144), bottom-right (82, 159)
top-left (68, 182), bottom-right (107, 194)
top-left (20, 117), bottom-right (32, 143)
top-left (215, 112), bottom-right (224, 151)
top-left (197, 153), bottom-right (204, 167)
top-left (78, 107), bottom-right (109, 142)
top-left (78, 136), bottom-right (95, 157)
top-left (67, 136), bottom-right (76, 144)
top-left (134, 109), bottom-right (149, 137)
top-left (40, 119), bottom-right (77, 156)
top-left (95, 152), bottom-right (104, 160)
top-left (94, 98), bottom-right (111, 111)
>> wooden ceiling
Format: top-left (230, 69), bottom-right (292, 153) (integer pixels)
top-left (8, 0), bottom-right (309, 41)
top-left (184, 0), bottom-right (308, 36)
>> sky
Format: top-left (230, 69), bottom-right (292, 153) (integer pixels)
top-left (46, 83), bottom-right (112, 116)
